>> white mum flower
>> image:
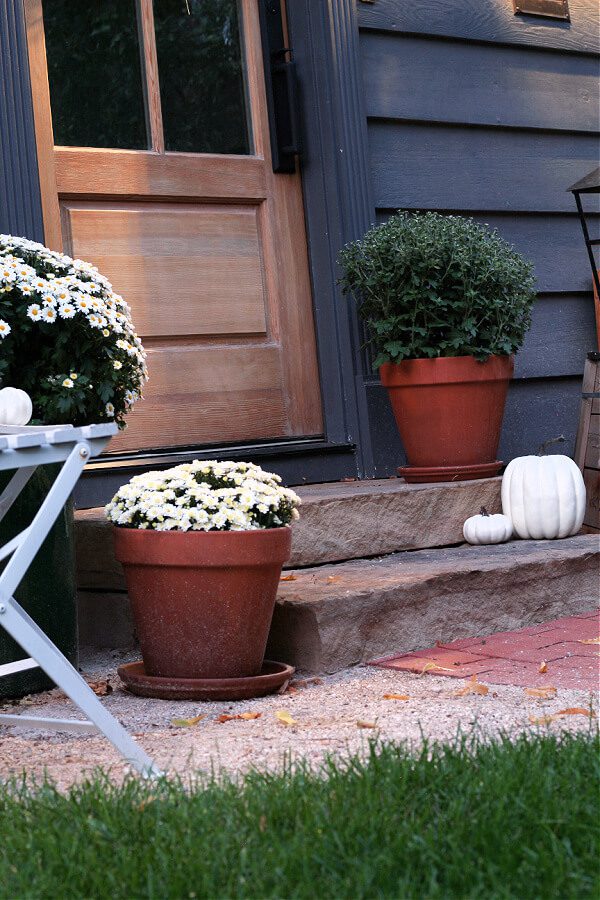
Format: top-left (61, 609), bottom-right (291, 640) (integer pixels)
top-left (27, 304), bottom-right (42, 321)
top-left (0, 320), bottom-right (11, 338)
top-left (62, 378), bottom-right (74, 388)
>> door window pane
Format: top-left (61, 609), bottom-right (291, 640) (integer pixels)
top-left (153, 0), bottom-right (251, 154)
top-left (43, 0), bottom-right (148, 149)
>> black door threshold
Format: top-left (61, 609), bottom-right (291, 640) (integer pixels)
top-left (75, 438), bottom-right (358, 508)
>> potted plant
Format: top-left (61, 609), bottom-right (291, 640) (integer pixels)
top-left (339, 212), bottom-right (536, 482)
top-left (0, 233), bottom-right (147, 696)
top-left (106, 460), bottom-right (299, 700)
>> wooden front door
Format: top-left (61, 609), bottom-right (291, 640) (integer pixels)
top-left (25, 0), bottom-right (322, 453)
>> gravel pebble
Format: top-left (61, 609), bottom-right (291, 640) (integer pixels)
top-left (0, 648), bottom-right (596, 791)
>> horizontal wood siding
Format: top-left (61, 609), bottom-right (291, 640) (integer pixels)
top-left (359, 0), bottom-right (599, 472)
top-left (357, 0), bottom-right (600, 55)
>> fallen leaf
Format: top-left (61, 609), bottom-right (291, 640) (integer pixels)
top-left (529, 707), bottom-right (596, 726)
top-left (383, 693), bottom-right (409, 701)
top-left (87, 679), bottom-right (112, 697)
top-left (529, 714), bottom-right (555, 726)
top-left (525, 686), bottom-right (557, 699)
top-left (326, 575), bottom-right (340, 583)
top-left (292, 677), bottom-right (323, 688)
top-left (275, 710), bottom-right (297, 726)
top-left (356, 720), bottom-right (377, 729)
top-left (453, 676), bottom-right (489, 697)
top-left (280, 574), bottom-right (297, 582)
top-left (217, 712), bottom-right (262, 723)
top-left (538, 661), bottom-right (548, 674)
top-left (420, 661), bottom-right (455, 675)
top-left (171, 714), bottom-right (206, 727)
top-left (578, 637), bottom-right (600, 644)
top-left (283, 685), bottom-right (299, 694)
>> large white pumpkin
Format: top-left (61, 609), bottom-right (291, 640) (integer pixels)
top-left (501, 454), bottom-right (586, 540)
top-left (0, 387), bottom-right (32, 426)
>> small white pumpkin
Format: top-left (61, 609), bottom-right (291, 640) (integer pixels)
top-left (463, 507), bottom-right (513, 545)
top-left (501, 453), bottom-right (586, 540)
top-left (0, 387), bottom-right (32, 426)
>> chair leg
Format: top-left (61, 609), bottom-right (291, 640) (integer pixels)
top-left (0, 594), bottom-right (161, 777)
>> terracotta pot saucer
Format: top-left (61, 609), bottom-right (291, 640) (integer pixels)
top-left (398, 461), bottom-right (503, 484)
top-left (117, 659), bottom-right (294, 701)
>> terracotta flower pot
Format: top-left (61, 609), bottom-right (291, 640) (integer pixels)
top-left (379, 354), bottom-right (514, 483)
top-left (113, 526), bottom-right (292, 679)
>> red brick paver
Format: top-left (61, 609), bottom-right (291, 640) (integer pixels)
top-left (370, 611), bottom-right (600, 690)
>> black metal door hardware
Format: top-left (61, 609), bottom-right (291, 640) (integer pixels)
top-left (258, 0), bottom-right (301, 173)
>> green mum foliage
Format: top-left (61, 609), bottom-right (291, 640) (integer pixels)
top-left (338, 212), bottom-right (536, 368)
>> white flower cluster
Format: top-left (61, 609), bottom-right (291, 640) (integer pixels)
top-left (0, 234), bottom-right (147, 422)
top-left (1, 235), bottom-right (143, 348)
top-left (105, 460), bottom-right (301, 532)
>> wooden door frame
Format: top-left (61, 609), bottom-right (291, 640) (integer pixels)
top-left (2, 0), bottom-right (376, 496)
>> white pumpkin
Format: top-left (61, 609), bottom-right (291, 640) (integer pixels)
top-left (463, 507), bottom-right (513, 545)
top-left (501, 454), bottom-right (586, 540)
top-left (0, 387), bottom-right (32, 426)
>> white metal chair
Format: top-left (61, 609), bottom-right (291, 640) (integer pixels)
top-left (0, 423), bottom-right (160, 777)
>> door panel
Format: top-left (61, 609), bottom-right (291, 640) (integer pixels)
top-left (123, 344), bottom-right (287, 449)
top-left (26, 0), bottom-right (323, 453)
top-left (60, 202), bottom-right (269, 338)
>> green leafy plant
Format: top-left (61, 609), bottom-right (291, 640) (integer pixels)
top-left (339, 212), bottom-right (536, 368)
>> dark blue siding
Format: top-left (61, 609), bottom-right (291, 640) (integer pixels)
top-left (358, 0), bottom-right (600, 471)
top-left (0, 0), bottom-right (44, 241)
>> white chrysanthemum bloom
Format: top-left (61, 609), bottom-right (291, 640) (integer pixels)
top-left (106, 460), bottom-right (301, 532)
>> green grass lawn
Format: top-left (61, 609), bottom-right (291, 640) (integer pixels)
top-left (0, 731), bottom-right (598, 899)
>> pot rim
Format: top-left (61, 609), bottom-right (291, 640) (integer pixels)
top-left (380, 353), bottom-right (514, 387)
top-left (112, 522), bottom-right (293, 567)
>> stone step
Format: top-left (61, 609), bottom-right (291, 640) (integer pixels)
top-left (266, 535), bottom-right (600, 673)
top-left (75, 476), bottom-right (501, 591)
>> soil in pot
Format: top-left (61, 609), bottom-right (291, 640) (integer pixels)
top-left (114, 526), bottom-right (291, 681)
top-left (380, 354), bottom-right (514, 483)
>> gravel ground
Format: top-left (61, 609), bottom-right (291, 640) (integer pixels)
top-left (0, 648), bottom-right (597, 791)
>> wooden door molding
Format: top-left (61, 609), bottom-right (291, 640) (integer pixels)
top-left (23, 0), bottom-right (61, 249)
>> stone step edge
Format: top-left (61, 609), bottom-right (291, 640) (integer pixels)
top-left (266, 535), bottom-right (600, 673)
top-left (75, 476), bottom-right (502, 591)
top-left (77, 535), bottom-right (600, 676)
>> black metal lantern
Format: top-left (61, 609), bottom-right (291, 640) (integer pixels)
top-left (568, 166), bottom-right (600, 301)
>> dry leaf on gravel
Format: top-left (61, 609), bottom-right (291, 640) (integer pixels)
top-left (217, 712), bottom-right (262, 723)
top-left (86, 679), bottom-right (112, 697)
top-left (578, 637), bottom-right (600, 644)
top-left (326, 575), bottom-right (340, 583)
top-left (453, 676), bottom-right (489, 697)
top-left (275, 710), bottom-right (297, 726)
top-left (280, 574), bottom-right (297, 582)
top-left (292, 677), bottom-right (323, 689)
top-left (529, 707), bottom-right (596, 726)
top-left (524, 686), bottom-right (557, 699)
top-left (538, 661), bottom-right (548, 674)
top-left (171, 714), bottom-right (206, 728)
top-left (383, 693), bottom-right (409, 701)
top-left (356, 720), bottom-right (377, 729)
